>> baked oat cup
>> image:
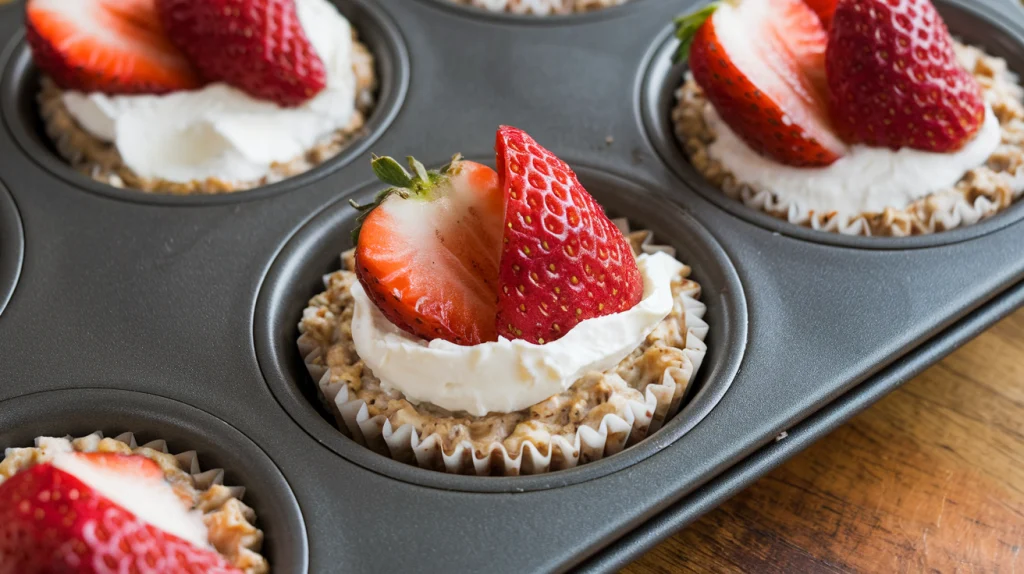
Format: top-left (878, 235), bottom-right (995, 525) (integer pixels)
top-left (0, 389), bottom-right (308, 573)
top-left (670, 0), bottom-right (1024, 237)
top-left (0, 431), bottom-right (268, 574)
top-left (298, 220), bottom-right (709, 475)
top-left (26, 0), bottom-right (380, 195)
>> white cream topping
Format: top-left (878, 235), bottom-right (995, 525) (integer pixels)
top-left (51, 451), bottom-right (210, 549)
top-left (350, 252), bottom-right (683, 417)
top-left (703, 103), bottom-right (1002, 216)
top-left (61, 0), bottom-right (357, 184)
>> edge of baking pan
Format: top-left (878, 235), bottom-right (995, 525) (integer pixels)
top-left (575, 277), bottom-right (1024, 573)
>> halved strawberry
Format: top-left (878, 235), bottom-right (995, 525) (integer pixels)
top-left (803, 0), bottom-right (837, 29)
top-left (495, 126), bottom-right (643, 345)
top-left (72, 451), bottom-right (165, 481)
top-left (25, 0), bottom-right (203, 95)
top-left (827, 0), bottom-right (985, 152)
top-left (675, 0), bottom-right (846, 167)
top-left (0, 461), bottom-right (240, 574)
top-left (157, 0), bottom-right (327, 107)
top-left (353, 155), bottom-right (505, 346)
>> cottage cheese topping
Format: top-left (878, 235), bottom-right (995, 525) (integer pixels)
top-left (704, 103), bottom-right (1002, 216)
top-left (51, 449), bottom-right (210, 549)
top-left (350, 252), bottom-right (683, 417)
top-left (61, 0), bottom-right (357, 184)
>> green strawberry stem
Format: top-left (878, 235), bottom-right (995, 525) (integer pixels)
top-left (673, 2), bottom-right (720, 64)
top-left (349, 153), bottom-right (464, 244)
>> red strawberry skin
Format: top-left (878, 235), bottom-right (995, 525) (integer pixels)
top-left (826, 0), bottom-right (985, 152)
top-left (0, 462), bottom-right (241, 574)
top-left (26, 0), bottom-right (203, 95)
top-left (157, 0), bottom-right (327, 107)
top-left (685, 0), bottom-right (846, 167)
top-left (495, 126), bottom-right (643, 345)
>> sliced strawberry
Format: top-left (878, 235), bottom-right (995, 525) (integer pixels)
top-left (495, 126), bottom-right (643, 345)
top-left (803, 0), bottom-right (837, 29)
top-left (156, 0), bottom-right (327, 107)
top-left (0, 462), bottom-right (240, 574)
top-left (353, 155), bottom-right (504, 346)
top-left (25, 0), bottom-right (203, 95)
top-left (72, 452), bottom-right (164, 481)
top-left (827, 0), bottom-right (985, 152)
top-left (675, 0), bottom-right (846, 167)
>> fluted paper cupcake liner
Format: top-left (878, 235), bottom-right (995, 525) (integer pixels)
top-left (297, 222), bottom-right (709, 476)
top-left (0, 431), bottom-right (268, 574)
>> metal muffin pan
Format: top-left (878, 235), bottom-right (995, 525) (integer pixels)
top-left (0, 0), bottom-right (1021, 571)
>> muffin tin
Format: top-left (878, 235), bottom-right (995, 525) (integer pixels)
top-left (0, 0), bottom-right (1021, 571)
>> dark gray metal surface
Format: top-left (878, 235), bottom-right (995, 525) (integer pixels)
top-left (0, 0), bottom-right (1021, 572)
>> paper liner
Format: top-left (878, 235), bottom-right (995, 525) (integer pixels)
top-left (0, 431), bottom-right (268, 574)
top-left (37, 31), bottom-right (377, 195)
top-left (449, 0), bottom-right (629, 15)
top-left (672, 40), bottom-right (1024, 237)
top-left (297, 221), bottom-right (709, 476)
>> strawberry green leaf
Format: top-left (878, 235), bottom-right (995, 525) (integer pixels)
top-left (372, 155), bottom-right (413, 188)
top-left (673, 2), bottom-right (719, 64)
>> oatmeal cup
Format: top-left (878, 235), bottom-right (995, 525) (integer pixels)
top-left (671, 0), bottom-right (1024, 236)
top-left (0, 431), bottom-right (267, 573)
top-left (447, 0), bottom-right (632, 15)
top-left (298, 228), bottom-right (708, 476)
top-left (27, 0), bottom-right (378, 195)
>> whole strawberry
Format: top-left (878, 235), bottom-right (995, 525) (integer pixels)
top-left (675, 0), bottom-right (846, 167)
top-left (495, 126), bottom-right (642, 345)
top-left (826, 0), bottom-right (985, 152)
top-left (157, 0), bottom-right (326, 107)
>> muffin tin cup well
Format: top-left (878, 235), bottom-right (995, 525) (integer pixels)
top-left (0, 0), bottom-right (410, 206)
top-left (0, 180), bottom-right (22, 317)
top-left (638, 0), bottom-right (1024, 249)
top-left (0, 388), bottom-right (308, 573)
top-left (255, 162), bottom-right (748, 493)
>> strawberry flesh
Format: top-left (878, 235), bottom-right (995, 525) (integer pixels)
top-left (682, 0), bottom-right (846, 167)
top-left (26, 0), bottom-right (203, 95)
top-left (157, 0), bottom-right (327, 107)
top-left (803, 0), bottom-right (837, 29)
top-left (826, 0), bottom-right (985, 152)
top-left (0, 462), bottom-right (240, 574)
top-left (495, 126), bottom-right (643, 345)
top-left (354, 158), bottom-right (504, 346)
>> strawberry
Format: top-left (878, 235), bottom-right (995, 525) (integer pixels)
top-left (494, 126), bottom-right (642, 345)
top-left (675, 0), bottom-right (846, 167)
top-left (73, 452), bottom-right (165, 481)
top-left (803, 0), bottom-right (837, 29)
top-left (352, 155), bottom-right (505, 346)
top-left (826, 0), bottom-right (985, 153)
top-left (0, 460), bottom-right (240, 574)
top-left (156, 0), bottom-right (327, 107)
top-left (25, 0), bottom-right (203, 95)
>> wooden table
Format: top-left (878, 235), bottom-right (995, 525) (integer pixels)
top-left (625, 308), bottom-right (1024, 573)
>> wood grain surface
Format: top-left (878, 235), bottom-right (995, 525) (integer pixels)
top-left (625, 307), bottom-right (1024, 573)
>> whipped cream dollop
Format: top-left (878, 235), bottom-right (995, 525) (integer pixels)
top-left (51, 450), bottom-right (210, 549)
top-left (61, 0), bottom-right (357, 184)
top-left (350, 252), bottom-right (683, 417)
top-left (704, 103), bottom-right (1002, 216)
